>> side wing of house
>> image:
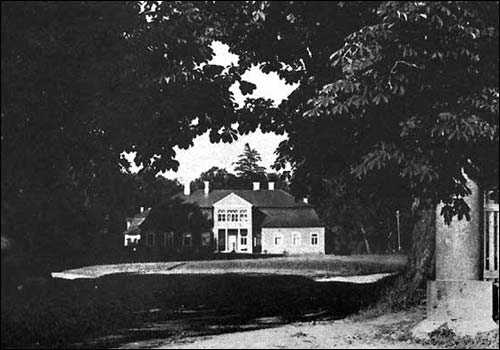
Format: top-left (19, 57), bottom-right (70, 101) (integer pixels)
top-left (259, 207), bottom-right (325, 254)
top-left (261, 227), bottom-right (325, 254)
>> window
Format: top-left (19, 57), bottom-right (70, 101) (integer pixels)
top-left (274, 233), bottom-right (283, 245)
top-left (164, 232), bottom-right (174, 248)
top-left (311, 233), bottom-right (319, 246)
top-left (218, 229), bottom-right (226, 251)
top-left (183, 233), bottom-right (192, 247)
top-left (292, 232), bottom-right (301, 246)
top-left (227, 210), bottom-right (238, 222)
top-left (217, 209), bottom-right (226, 222)
top-left (239, 209), bottom-right (248, 222)
top-left (240, 229), bottom-right (248, 245)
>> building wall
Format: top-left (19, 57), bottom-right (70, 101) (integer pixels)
top-left (261, 227), bottom-right (325, 254)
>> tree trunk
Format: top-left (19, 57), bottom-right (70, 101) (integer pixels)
top-left (406, 207), bottom-right (436, 297)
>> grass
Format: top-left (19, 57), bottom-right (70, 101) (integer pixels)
top-left (2, 255), bottom-right (406, 349)
top-left (56, 254), bottom-right (407, 279)
top-left (348, 274), bottom-right (424, 321)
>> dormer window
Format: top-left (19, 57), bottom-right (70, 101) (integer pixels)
top-left (217, 209), bottom-right (226, 222)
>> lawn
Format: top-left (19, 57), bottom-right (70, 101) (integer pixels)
top-left (53, 254), bottom-right (407, 279)
top-left (2, 255), bottom-right (407, 349)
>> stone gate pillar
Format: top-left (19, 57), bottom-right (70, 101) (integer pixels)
top-left (412, 174), bottom-right (498, 337)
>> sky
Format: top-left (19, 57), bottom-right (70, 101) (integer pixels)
top-left (125, 42), bottom-right (298, 183)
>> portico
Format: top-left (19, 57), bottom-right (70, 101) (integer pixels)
top-left (213, 193), bottom-right (253, 253)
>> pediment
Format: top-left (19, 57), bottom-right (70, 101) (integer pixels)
top-left (213, 193), bottom-right (252, 207)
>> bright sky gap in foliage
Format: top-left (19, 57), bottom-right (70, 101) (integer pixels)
top-left (127, 42), bottom-right (297, 181)
top-left (124, 41), bottom-right (298, 183)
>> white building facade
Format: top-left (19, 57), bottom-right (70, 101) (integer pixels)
top-left (212, 193), bottom-right (254, 253)
top-left (261, 227), bottom-right (325, 254)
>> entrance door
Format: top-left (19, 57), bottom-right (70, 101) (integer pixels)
top-left (228, 229), bottom-right (238, 252)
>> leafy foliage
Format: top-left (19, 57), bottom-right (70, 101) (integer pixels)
top-left (1, 1), bottom-right (146, 269)
top-left (314, 172), bottom-right (414, 254)
top-left (125, 173), bottom-right (182, 215)
top-left (191, 166), bottom-right (242, 190)
top-left (313, 1), bottom-right (499, 223)
top-left (223, 1), bottom-right (499, 226)
top-left (0, 1), bottom-right (258, 270)
top-left (144, 198), bottom-right (211, 244)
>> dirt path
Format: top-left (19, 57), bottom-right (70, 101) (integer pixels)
top-left (120, 307), bottom-right (438, 349)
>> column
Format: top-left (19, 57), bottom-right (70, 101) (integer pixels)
top-left (435, 178), bottom-right (481, 280)
top-left (412, 174), bottom-right (498, 338)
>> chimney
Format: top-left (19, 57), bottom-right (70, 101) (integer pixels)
top-left (140, 206), bottom-right (144, 213)
top-left (204, 181), bottom-right (210, 196)
top-left (303, 197), bottom-right (308, 204)
top-left (268, 182), bottom-right (275, 190)
top-left (184, 181), bottom-right (191, 196)
top-left (253, 182), bottom-right (260, 191)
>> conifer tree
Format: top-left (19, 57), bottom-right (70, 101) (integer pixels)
top-left (233, 143), bottom-right (267, 181)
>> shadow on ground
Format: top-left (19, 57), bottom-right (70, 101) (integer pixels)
top-left (1, 273), bottom-right (398, 349)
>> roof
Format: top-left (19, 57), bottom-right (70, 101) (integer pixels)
top-left (175, 189), bottom-right (323, 228)
top-left (174, 189), bottom-right (309, 209)
top-left (259, 207), bottom-right (324, 228)
top-left (123, 209), bottom-right (151, 235)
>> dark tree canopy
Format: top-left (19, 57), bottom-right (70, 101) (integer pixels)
top-left (126, 174), bottom-right (182, 216)
top-left (222, 1), bottom-right (499, 223)
top-left (191, 166), bottom-right (241, 191)
top-left (144, 198), bottom-right (211, 235)
top-left (2, 1), bottom-right (146, 267)
top-left (0, 1), bottom-right (258, 269)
